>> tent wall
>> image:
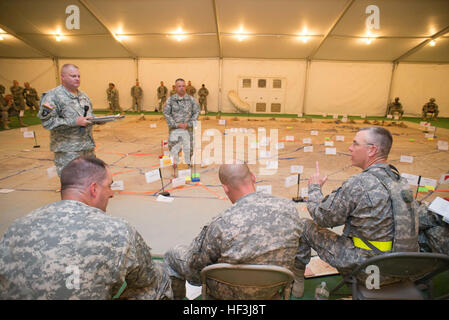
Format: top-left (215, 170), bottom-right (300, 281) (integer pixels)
top-left (0, 59), bottom-right (56, 97)
top-left (0, 57), bottom-right (447, 118)
top-left (221, 59), bottom-right (306, 114)
top-left (305, 61), bottom-right (393, 117)
top-left (391, 63), bottom-right (449, 118)
top-left (59, 59), bottom-right (135, 110)
top-left (138, 58), bottom-right (219, 111)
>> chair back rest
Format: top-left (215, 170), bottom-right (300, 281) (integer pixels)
top-left (200, 263), bottom-right (294, 300)
top-left (354, 252), bottom-right (449, 279)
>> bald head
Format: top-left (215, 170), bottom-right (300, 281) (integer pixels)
top-left (219, 163), bottom-right (252, 188)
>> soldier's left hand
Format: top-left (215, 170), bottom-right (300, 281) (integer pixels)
top-left (308, 161), bottom-right (328, 186)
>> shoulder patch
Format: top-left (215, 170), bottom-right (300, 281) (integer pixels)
top-left (42, 102), bottom-right (56, 110)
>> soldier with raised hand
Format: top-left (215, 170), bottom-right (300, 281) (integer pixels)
top-left (294, 127), bottom-right (420, 295)
top-left (164, 163), bottom-right (306, 299)
top-left (163, 78), bottom-right (200, 176)
top-left (130, 80), bottom-right (143, 112)
top-left (198, 84), bottom-right (209, 114)
top-left (23, 82), bottom-right (40, 114)
top-left (186, 80), bottom-right (196, 97)
top-left (156, 81), bottom-right (168, 112)
top-left (106, 83), bottom-right (122, 114)
top-left (38, 64), bottom-right (97, 177)
top-left (0, 156), bottom-right (172, 300)
top-left (422, 98), bottom-right (439, 121)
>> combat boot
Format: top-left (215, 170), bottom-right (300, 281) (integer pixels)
top-left (2, 121), bottom-right (10, 130)
top-left (291, 266), bottom-right (305, 298)
top-left (170, 277), bottom-right (186, 300)
top-left (19, 117), bottom-right (27, 127)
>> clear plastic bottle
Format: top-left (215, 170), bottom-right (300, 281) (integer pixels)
top-left (314, 281), bottom-right (330, 300)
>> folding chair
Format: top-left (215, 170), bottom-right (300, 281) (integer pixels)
top-left (200, 263), bottom-right (294, 300)
top-left (330, 252), bottom-right (449, 300)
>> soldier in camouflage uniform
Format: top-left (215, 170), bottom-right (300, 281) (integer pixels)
top-left (1, 84), bottom-right (26, 129)
top-left (386, 97), bottom-right (404, 119)
top-left (418, 203), bottom-right (449, 255)
top-left (23, 82), bottom-right (40, 114)
top-left (186, 80), bottom-right (196, 97)
top-left (198, 84), bottom-right (209, 114)
top-left (422, 98), bottom-right (439, 121)
top-left (38, 64), bottom-right (97, 177)
top-left (164, 163), bottom-right (306, 299)
top-left (10, 80), bottom-right (26, 114)
top-left (0, 156), bottom-right (172, 300)
top-left (295, 127), bottom-right (420, 294)
top-left (156, 81), bottom-right (168, 112)
top-left (170, 85), bottom-right (176, 97)
top-left (131, 80), bottom-right (143, 112)
top-left (106, 83), bottom-right (122, 114)
top-left (163, 78), bottom-right (200, 175)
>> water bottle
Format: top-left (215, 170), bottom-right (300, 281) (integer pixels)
top-left (314, 281), bottom-right (330, 300)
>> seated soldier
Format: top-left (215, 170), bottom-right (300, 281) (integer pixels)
top-left (164, 163), bottom-right (306, 299)
top-left (386, 97), bottom-right (404, 119)
top-left (422, 98), bottom-right (439, 121)
top-left (295, 127), bottom-right (420, 288)
top-left (0, 156), bottom-right (172, 300)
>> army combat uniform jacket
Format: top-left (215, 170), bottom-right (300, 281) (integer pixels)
top-left (38, 85), bottom-right (95, 153)
top-left (300, 163), bottom-right (418, 278)
top-left (0, 200), bottom-right (172, 300)
top-left (165, 191), bottom-right (305, 298)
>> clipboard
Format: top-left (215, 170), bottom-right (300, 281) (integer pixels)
top-left (90, 114), bottom-right (125, 123)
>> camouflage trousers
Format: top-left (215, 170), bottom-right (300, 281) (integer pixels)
top-left (158, 96), bottom-right (167, 112)
top-left (199, 97), bottom-right (207, 113)
top-left (109, 102), bottom-right (123, 113)
top-left (168, 128), bottom-right (193, 165)
top-left (297, 219), bottom-right (378, 278)
top-left (164, 244), bottom-right (287, 299)
top-left (132, 97), bottom-right (142, 112)
top-left (26, 99), bottom-right (39, 112)
top-left (54, 149), bottom-right (96, 177)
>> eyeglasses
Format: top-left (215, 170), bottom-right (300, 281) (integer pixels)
top-left (351, 141), bottom-right (375, 147)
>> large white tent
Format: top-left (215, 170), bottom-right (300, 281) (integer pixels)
top-left (0, 0), bottom-right (448, 116)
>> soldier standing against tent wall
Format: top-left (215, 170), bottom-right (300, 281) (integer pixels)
top-left (23, 82), bottom-right (40, 114)
top-left (156, 81), bottom-right (168, 112)
top-left (130, 80), bottom-right (143, 112)
top-left (198, 84), bottom-right (209, 114)
top-left (106, 83), bottom-right (122, 114)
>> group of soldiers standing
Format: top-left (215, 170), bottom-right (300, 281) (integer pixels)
top-left (107, 80), bottom-right (209, 114)
top-left (386, 97), bottom-right (439, 121)
top-left (0, 80), bottom-right (40, 130)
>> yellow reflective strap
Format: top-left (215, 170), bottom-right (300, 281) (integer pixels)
top-left (353, 237), bottom-right (392, 251)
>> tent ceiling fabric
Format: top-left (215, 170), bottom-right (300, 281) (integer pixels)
top-left (0, 0), bottom-right (448, 62)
